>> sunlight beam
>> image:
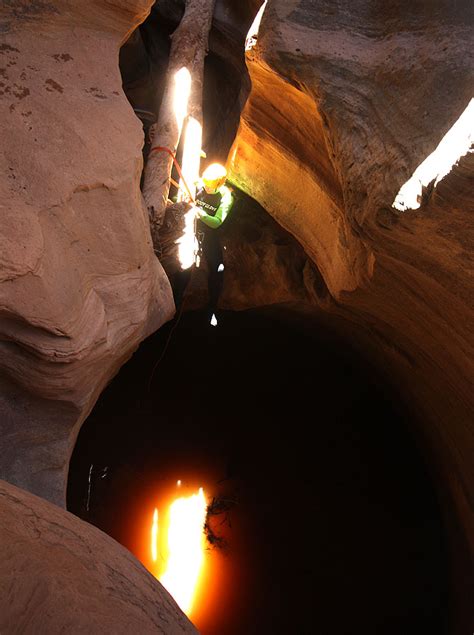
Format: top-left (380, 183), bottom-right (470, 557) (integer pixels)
top-left (393, 98), bottom-right (474, 212)
top-left (173, 67), bottom-right (192, 130)
top-left (246, 1), bottom-right (268, 51)
top-left (178, 116), bottom-right (203, 203)
top-left (176, 207), bottom-right (199, 271)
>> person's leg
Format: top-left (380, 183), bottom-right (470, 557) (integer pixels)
top-left (171, 269), bottom-right (192, 311)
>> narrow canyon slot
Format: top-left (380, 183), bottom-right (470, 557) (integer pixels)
top-left (1, 1), bottom-right (472, 634)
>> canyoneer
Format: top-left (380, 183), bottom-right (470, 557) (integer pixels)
top-left (192, 163), bottom-right (234, 327)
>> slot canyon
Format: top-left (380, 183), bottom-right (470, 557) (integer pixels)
top-left (0, 1), bottom-right (472, 634)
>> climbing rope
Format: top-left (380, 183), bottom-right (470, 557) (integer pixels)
top-left (149, 145), bottom-right (196, 204)
top-left (147, 147), bottom-right (201, 390)
top-left (147, 240), bottom-right (200, 391)
top-left (147, 282), bottom-right (190, 392)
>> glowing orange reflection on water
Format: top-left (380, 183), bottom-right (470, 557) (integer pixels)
top-left (133, 470), bottom-right (237, 632)
top-left (150, 486), bottom-right (207, 615)
top-left (151, 508), bottom-right (159, 563)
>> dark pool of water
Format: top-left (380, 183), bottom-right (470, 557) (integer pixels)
top-left (68, 309), bottom-right (449, 635)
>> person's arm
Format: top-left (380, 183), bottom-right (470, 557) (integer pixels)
top-left (197, 186), bottom-right (234, 229)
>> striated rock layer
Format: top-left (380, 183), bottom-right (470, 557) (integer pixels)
top-left (227, 0), bottom-right (473, 628)
top-left (0, 0), bottom-right (174, 506)
top-left (0, 479), bottom-right (196, 634)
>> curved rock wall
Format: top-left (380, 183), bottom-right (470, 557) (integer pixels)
top-left (228, 1), bottom-right (473, 627)
top-left (0, 479), bottom-right (196, 634)
top-left (0, 0), bottom-right (174, 506)
top-left (1, 0), bottom-right (472, 628)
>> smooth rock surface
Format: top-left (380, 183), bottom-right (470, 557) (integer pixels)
top-left (226, 1), bottom-right (473, 629)
top-left (0, 0), bottom-right (174, 506)
top-left (0, 479), bottom-right (197, 634)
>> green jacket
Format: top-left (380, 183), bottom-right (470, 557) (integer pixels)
top-left (196, 184), bottom-right (234, 229)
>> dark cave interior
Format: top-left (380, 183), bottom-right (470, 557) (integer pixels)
top-left (68, 309), bottom-right (449, 635)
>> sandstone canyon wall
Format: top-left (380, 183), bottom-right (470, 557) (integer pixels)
top-left (0, 0), bottom-right (473, 629)
top-left (0, 0), bottom-right (174, 507)
top-left (225, 0), bottom-right (473, 621)
top-left (0, 479), bottom-right (196, 633)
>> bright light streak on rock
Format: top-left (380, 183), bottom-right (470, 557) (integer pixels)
top-left (176, 207), bottom-right (198, 270)
top-left (173, 67), bottom-right (192, 129)
top-left (246, 1), bottom-right (268, 51)
top-left (178, 116), bottom-right (203, 203)
top-left (393, 98), bottom-right (474, 212)
top-left (151, 508), bottom-right (159, 563)
top-left (160, 488), bottom-right (207, 615)
top-left (174, 113), bottom-right (202, 271)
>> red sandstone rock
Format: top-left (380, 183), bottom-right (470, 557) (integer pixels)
top-left (1, 0), bottom-right (473, 629)
top-left (0, 0), bottom-right (174, 506)
top-left (227, 2), bottom-right (473, 628)
top-left (0, 479), bottom-right (197, 634)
